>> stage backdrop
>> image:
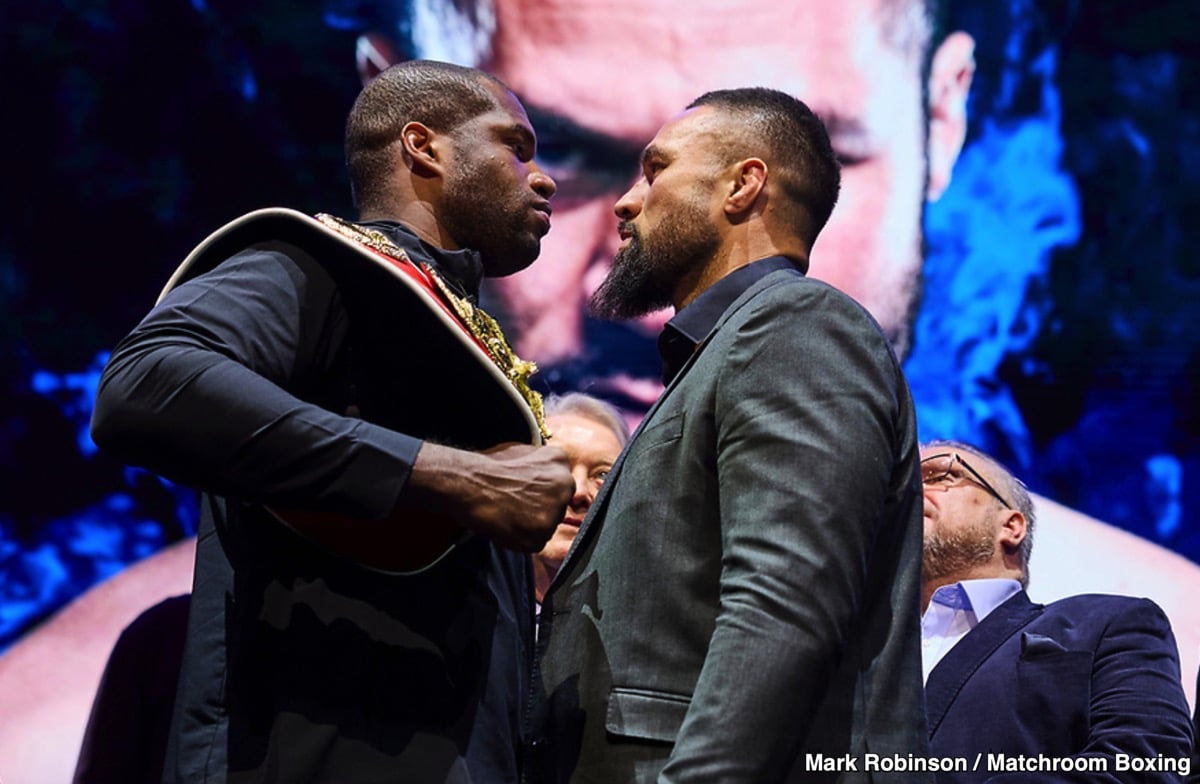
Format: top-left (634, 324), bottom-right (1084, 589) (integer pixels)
top-left (2, 0), bottom-right (1197, 657)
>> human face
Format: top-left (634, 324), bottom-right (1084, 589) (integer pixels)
top-left (481, 0), bottom-right (929, 411)
top-left (919, 447), bottom-right (1008, 583)
top-left (591, 108), bottom-right (724, 319)
top-left (535, 412), bottom-right (623, 572)
top-left (440, 84), bottom-right (557, 277)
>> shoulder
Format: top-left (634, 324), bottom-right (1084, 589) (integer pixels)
top-left (154, 242), bottom-right (338, 322)
top-left (730, 270), bottom-right (888, 338)
top-left (749, 267), bottom-right (858, 305)
top-left (705, 269), bottom-right (913, 425)
top-left (1045, 593), bottom-right (1165, 614)
top-left (1039, 593), bottom-right (1173, 635)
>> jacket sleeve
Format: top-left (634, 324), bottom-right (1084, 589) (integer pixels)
top-left (91, 245), bottom-right (421, 520)
top-left (986, 597), bottom-right (1193, 783)
top-left (660, 282), bottom-right (920, 782)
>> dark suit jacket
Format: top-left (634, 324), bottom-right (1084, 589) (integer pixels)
top-left (927, 590), bottom-right (1193, 783)
top-left (530, 269), bottom-right (931, 783)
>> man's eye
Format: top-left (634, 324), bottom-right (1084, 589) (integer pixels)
top-left (534, 132), bottom-right (642, 192)
top-left (834, 151), bottom-right (869, 167)
top-left (830, 135), bottom-right (877, 168)
top-left (535, 135), bottom-right (584, 169)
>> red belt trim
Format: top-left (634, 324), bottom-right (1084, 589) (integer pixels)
top-left (356, 243), bottom-right (493, 358)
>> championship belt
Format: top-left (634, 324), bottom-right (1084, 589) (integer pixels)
top-left (158, 207), bottom-right (545, 574)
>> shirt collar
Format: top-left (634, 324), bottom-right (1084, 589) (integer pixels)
top-left (657, 256), bottom-right (799, 384)
top-left (931, 578), bottom-right (1022, 623)
top-left (358, 219), bottom-right (485, 300)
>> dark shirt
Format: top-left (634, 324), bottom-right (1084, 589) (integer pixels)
top-left (361, 220), bottom-right (484, 301)
top-left (92, 215), bottom-right (534, 784)
top-left (657, 256), bottom-right (801, 384)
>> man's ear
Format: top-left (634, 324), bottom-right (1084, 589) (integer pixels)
top-left (400, 121), bottom-right (442, 177)
top-left (927, 31), bottom-right (975, 201)
top-left (998, 508), bottom-right (1027, 555)
top-left (356, 32), bottom-right (402, 85)
top-left (725, 159), bottom-right (767, 217)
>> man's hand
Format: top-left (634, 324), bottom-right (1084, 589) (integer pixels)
top-left (403, 441), bottom-right (574, 552)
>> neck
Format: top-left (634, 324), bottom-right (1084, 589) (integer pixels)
top-left (673, 233), bottom-right (805, 310)
top-left (672, 250), bottom-right (728, 311)
top-left (359, 201), bottom-right (454, 250)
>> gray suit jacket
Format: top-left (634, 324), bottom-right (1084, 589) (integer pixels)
top-left (529, 268), bottom-right (931, 783)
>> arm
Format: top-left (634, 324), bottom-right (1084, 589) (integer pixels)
top-left (91, 246), bottom-right (571, 548)
top-left (661, 283), bottom-right (912, 781)
top-left (404, 441), bottom-right (573, 552)
top-left (91, 246), bottom-right (419, 519)
top-left (987, 598), bottom-right (1193, 784)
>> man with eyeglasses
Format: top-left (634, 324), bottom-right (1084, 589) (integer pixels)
top-left (919, 440), bottom-right (1193, 782)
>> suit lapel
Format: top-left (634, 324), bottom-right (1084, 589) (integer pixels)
top-left (925, 591), bottom-right (1043, 737)
top-left (546, 269), bottom-right (799, 595)
top-left (546, 374), bottom-right (671, 594)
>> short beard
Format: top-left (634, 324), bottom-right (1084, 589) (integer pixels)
top-left (922, 521), bottom-right (996, 584)
top-left (589, 207), bottom-right (718, 321)
top-left (441, 154), bottom-right (540, 277)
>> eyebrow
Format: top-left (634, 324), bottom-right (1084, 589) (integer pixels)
top-left (640, 143), bottom-right (671, 170)
top-left (817, 109), bottom-right (882, 160)
top-left (500, 121), bottom-right (536, 144)
top-left (817, 109), bottom-right (872, 141)
top-left (521, 98), bottom-right (647, 173)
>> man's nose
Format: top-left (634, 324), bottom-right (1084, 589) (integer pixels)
top-left (613, 179), bottom-right (646, 220)
top-left (529, 166), bottom-right (556, 199)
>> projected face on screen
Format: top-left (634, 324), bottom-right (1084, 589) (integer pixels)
top-left (6, 7), bottom-right (1200, 784)
top-left (407, 0), bottom-right (973, 417)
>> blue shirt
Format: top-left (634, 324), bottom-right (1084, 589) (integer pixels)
top-left (921, 578), bottom-right (1022, 682)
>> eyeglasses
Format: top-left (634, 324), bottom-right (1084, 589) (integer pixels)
top-left (920, 452), bottom-right (1013, 509)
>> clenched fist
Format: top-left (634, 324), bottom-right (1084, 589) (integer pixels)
top-left (404, 440), bottom-right (574, 552)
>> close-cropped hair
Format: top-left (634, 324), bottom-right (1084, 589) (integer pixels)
top-left (687, 87), bottom-right (841, 248)
top-left (345, 59), bottom-right (507, 211)
top-left (543, 392), bottom-right (631, 446)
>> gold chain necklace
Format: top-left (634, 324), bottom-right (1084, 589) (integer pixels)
top-left (315, 213), bottom-right (548, 439)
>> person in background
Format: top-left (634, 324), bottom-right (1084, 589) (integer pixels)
top-left (920, 440), bottom-right (1193, 782)
top-left (534, 393), bottom-right (629, 607)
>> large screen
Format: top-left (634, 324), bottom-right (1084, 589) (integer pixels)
top-left (2, 0), bottom-right (1197, 779)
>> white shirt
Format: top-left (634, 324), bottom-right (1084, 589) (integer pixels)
top-left (921, 578), bottom-right (1022, 683)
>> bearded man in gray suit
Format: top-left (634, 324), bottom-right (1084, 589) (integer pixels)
top-left (526, 87), bottom-right (931, 784)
